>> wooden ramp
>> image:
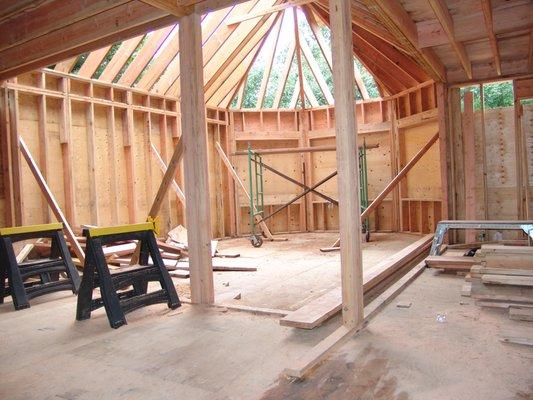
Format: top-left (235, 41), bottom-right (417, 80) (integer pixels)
top-left (280, 234), bottom-right (433, 329)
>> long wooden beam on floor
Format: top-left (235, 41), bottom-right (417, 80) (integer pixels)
top-left (280, 234), bottom-right (433, 329)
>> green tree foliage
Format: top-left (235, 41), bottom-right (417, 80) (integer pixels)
top-left (236, 13), bottom-right (380, 109)
top-left (460, 81), bottom-right (514, 110)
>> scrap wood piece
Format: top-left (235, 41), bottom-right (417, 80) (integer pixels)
top-left (102, 242), bottom-right (137, 257)
top-left (169, 270), bottom-right (190, 279)
top-left (284, 261), bottom-right (426, 379)
top-left (167, 224), bottom-right (188, 245)
top-left (19, 137), bottom-right (85, 263)
top-left (323, 131), bottom-right (439, 251)
top-left (214, 252), bottom-right (241, 258)
top-left (509, 307), bottom-right (533, 321)
top-left (500, 328), bottom-right (533, 346)
top-left (214, 141), bottom-right (286, 242)
top-left (15, 243), bottom-right (34, 263)
top-left (214, 303), bottom-right (290, 318)
top-left (175, 260), bottom-right (257, 272)
top-left (461, 282), bottom-right (472, 297)
top-left (281, 234), bottom-right (433, 329)
top-left (157, 240), bottom-right (186, 254)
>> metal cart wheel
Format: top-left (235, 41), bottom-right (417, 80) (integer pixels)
top-left (250, 234), bottom-right (263, 248)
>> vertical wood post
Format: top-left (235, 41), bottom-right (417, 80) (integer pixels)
top-left (179, 12), bottom-right (214, 305)
top-left (123, 90), bottom-right (137, 223)
top-left (59, 77), bottom-right (76, 227)
top-left (329, 0), bottom-right (364, 329)
top-left (86, 83), bottom-right (99, 225)
top-left (463, 91), bottom-right (476, 242)
top-left (37, 72), bottom-right (51, 223)
top-left (7, 88), bottom-right (24, 225)
top-left (436, 83), bottom-right (450, 221)
top-left (0, 86), bottom-right (14, 226)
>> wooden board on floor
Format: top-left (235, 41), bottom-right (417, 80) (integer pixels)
top-left (482, 275), bottom-right (533, 287)
top-left (500, 328), bottom-right (533, 346)
top-left (509, 307), bottom-right (533, 321)
top-left (280, 234), bottom-right (433, 329)
top-left (470, 278), bottom-right (533, 303)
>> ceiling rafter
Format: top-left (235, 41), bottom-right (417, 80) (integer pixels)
top-left (165, 0), bottom-right (263, 96)
top-left (426, 0), bottom-right (472, 79)
top-left (205, 12), bottom-right (282, 103)
top-left (256, 13), bottom-right (284, 108)
top-left (77, 45), bottom-right (112, 78)
top-left (117, 26), bottom-right (175, 86)
top-left (272, 39), bottom-right (296, 108)
top-left (362, 0), bottom-right (446, 82)
top-left (152, 6), bottom-right (235, 94)
top-left (480, 0), bottom-right (502, 76)
top-left (98, 35), bottom-right (145, 82)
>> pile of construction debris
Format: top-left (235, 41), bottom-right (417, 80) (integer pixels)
top-left (16, 225), bottom-right (256, 280)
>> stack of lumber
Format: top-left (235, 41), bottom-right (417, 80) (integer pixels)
top-left (463, 245), bottom-right (533, 346)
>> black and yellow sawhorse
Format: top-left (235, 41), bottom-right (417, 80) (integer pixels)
top-left (0, 222), bottom-right (80, 310)
top-left (76, 222), bottom-right (180, 329)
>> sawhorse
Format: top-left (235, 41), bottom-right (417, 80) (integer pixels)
top-left (429, 220), bottom-right (533, 256)
top-left (0, 222), bottom-right (80, 310)
top-left (76, 222), bottom-right (180, 329)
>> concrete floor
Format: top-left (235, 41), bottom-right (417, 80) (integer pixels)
top-left (1, 232), bottom-right (531, 399)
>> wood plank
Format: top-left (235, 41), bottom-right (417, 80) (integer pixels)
top-left (281, 234), bottom-right (432, 329)
top-left (479, 245), bottom-right (533, 254)
top-left (500, 328), bottom-right (533, 346)
top-left (427, 0), bottom-right (472, 79)
top-left (471, 278), bottom-right (533, 303)
top-left (470, 265), bottom-right (533, 277)
top-left (482, 275), bottom-right (533, 287)
top-left (425, 255), bottom-right (477, 270)
top-left (179, 11), bottom-right (214, 305)
top-left (509, 307), bottom-right (533, 322)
